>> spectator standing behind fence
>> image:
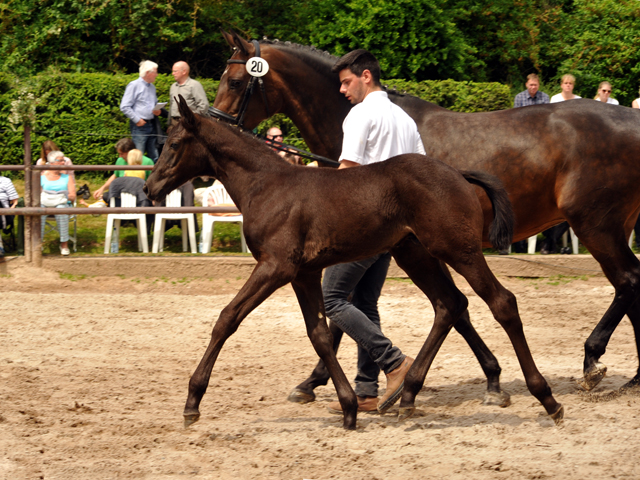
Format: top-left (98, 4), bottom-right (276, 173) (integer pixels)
top-left (120, 60), bottom-right (161, 163)
top-left (514, 73), bottom-right (550, 107)
top-left (507, 74), bottom-right (550, 254)
top-left (36, 140), bottom-right (74, 177)
top-left (93, 138), bottom-right (154, 199)
top-left (550, 74), bottom-right (581, 103)
top-left (41, 151), bottom-right (76, 256)
top-left (633, 86), bottom-right (640, 109)
top-left (169, 61), bottom-right (209, 128)
top-left (594, 82), bottom-right (619, 105)
top-left (540, 74), bottom-right (581, 254)
top-left (0, 175), bottom-right (19, 257)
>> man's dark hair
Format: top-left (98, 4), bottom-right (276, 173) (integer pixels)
top-left (115, 138), bottom-right (136, 153)
top-left (331, 49), bottom-right (381, 86)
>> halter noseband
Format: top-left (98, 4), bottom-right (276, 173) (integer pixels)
top-left (209, 40), bottom-right (271, 128)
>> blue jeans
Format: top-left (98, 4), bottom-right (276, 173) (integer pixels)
top-left (130, 120), bottom-right (158, 163)
top-left (322, 252), bottom-right (404, 397)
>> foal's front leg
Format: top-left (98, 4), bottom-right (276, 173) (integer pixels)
top-left (291, 271), bottom-right (358, 430)
top-left (184, 260), bottom-right (291, 427)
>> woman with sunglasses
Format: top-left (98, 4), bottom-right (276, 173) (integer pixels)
top-left (594, 81), bottom-right (619, 105)
top-left (632, 86), bottom-right (640, 109)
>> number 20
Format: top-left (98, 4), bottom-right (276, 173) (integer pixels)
top-left (250, 60), bottom-right (263, 73)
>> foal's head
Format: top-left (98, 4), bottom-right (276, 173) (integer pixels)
top-left (145, 96), bottom-right (213, 200)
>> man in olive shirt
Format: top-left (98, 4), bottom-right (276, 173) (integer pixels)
top-left (169, 61), bottom-right (209, 126)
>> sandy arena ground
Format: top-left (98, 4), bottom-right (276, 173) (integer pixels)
top-left (1, 260), bottom-right (639, 479)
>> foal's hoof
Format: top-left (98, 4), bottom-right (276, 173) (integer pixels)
top-left (183, 412), bottom-right (200, 428)
top-left (287, 388), bottom-right (315, 404)
top-left (398, 406), bottom-right (415, 422)
top-left (482, 390), bottom-right (511, 408)
top-left (579, 363), bottom-right (607, 391)
top-left (549, 404), bottom-right (564, 426)
top-left (620, 377), bottom-right (640, 392)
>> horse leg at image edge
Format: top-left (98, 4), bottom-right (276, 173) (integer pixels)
top-left (183, 261), bottom-right (290, 427)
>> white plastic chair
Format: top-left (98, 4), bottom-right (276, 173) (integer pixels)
top-left (104, 193), bottom-right (149, 253)
top-left (200, 184), bottom-right (248, 253)
top-left (151, 189), bottom-right (197, 253)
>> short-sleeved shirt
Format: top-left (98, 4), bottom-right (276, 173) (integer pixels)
top-left (514, 90), bottom-right (550, 107)
top-left (0, 177), bottom-right (19, 206)
top-left (550, 94), bottom-right (582, 103)
top-left (114, 156), bottom-right (154, 180)
top-left (596, 97), bottom-right (619, 105)
top-left (340, 91), bottom-right (425, 165)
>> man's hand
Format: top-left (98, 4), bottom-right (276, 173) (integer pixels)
top-left (338, 160), bottom-right (360, 169)
top-left (93, 187), bottom-right (104, 200)
top-left (152, 109), bottom-right (161, 116)
top-left (136, 119), bottom-right (147, 127)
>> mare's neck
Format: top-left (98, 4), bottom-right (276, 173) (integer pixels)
top-left (271, 47), bottom-right (351, 161)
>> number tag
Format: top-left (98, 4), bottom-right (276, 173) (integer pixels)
top-left (246, 57), bottom-right (269, 77)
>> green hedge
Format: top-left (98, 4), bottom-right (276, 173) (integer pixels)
top-left (0, 72), bottom-right (509, 172)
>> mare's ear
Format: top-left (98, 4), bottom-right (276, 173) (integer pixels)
top-left (221, 29), bottom-right (251, 56)
top-left (177, 95), bottom-right (197, 132)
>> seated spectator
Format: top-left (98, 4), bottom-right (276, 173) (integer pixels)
top-left (41, 151), bottom-right (76, 256)
top-left (0, 175), bottom-right (19, 257)
top-left (103, 176), bottom-right (153, 234)
top-left (93, 138), bottom-right (154, 199)
top-left (550, 74), bottom-right (581, 103)
top-left (123, 149), bottom-right (147, 179)
top-left (594, 81), bottom-right (619, 105)
top-left (36, 140), bottom-right (74, 177)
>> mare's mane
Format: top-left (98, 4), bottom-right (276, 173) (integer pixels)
top-left (259, 38), bottom-right (429, 105)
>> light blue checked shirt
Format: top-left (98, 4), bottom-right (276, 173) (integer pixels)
top-left (120, 77), bottom-right (158, 124)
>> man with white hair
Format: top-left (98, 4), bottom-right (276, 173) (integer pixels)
top-left (120, 60), bottom-right (161, 162)
top-left (169, 61), bottom-right (209, 126)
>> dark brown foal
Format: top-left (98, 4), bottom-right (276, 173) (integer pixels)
top-left (144, 96), bottom-right (563, 430)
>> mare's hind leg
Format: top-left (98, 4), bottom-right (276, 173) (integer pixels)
top-left (287, 321), bottom-right (343, 404)
top-left (184, 260), bottom-right (293, 427)
top-left (448, 252), bottom-right (563, 424)
top-left (291, 271), bottom-right (358, 430)
top-left (573, 225), bottom-right (640, 390)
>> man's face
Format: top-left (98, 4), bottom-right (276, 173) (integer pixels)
top-left (526, 79), bottom-right (539, 97)
top-left (143, 68), bottom-right (158, 84)
top-left (266, 129), bottom-right (283, 142)
top-left (339, 69), bottom-right (368, 105)
top-left (172, 64), bottom-right (188, 84)
top-left (117, 149), bottom-right (129, 160)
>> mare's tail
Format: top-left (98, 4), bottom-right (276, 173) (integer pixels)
top-left (461, 170), bottom-right (514, 252)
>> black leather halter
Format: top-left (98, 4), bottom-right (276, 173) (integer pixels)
top-left (209, 40), bottom-right (271, 128)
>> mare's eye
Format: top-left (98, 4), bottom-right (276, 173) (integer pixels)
top-left (229, 79), bottom-right (243, 90)
top-left (170, 143), bottom-right (179, 150)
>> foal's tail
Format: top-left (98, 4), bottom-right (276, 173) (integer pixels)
top-left (461, 170), bottom-right (515, 251)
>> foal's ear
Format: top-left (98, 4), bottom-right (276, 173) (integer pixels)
top-left (177, 95), bottom-right (197, 131)
top-left (222, 29), bottom-right (251, 56)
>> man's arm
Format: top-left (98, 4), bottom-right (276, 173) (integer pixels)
top-left (338, 160), bottom-right (360, 169)
top-left (120, 82), bottom-right (142, 125)
top-left (192, 81), bottom-right (210, 115)
top-left (93, 174), bottom-right (117, 199)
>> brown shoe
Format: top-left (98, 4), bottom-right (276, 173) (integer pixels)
top-left (378, 356), bottom-right (414, 413)
top-left (327, 396), bottom-right (379, 415)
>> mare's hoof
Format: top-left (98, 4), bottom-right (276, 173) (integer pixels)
top-left (183, 412), bottom-right (200, 428)
top-left (550, 404), bottom-right (564, 426)
top-left (579, 363), bottom-right (607, 391)
top-left (287, 388), bottom-right (315, 404)
top-left (482, 390), bottom-right (511, 408)
top-left (398, 406), bottom-right (415, 422)
top-left (620, 377), bottom-right (640, 392)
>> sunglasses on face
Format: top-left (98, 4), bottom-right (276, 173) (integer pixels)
top-left (601, 89), bottom-right (611, 93)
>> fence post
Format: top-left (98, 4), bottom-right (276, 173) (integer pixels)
top-left (31, 167), bottom-right (42, 267)
top-left (23, 125), bottom-right (32, 263)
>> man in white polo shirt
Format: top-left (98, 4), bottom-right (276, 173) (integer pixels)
top-left (315, 49), bottom-right (425, 415)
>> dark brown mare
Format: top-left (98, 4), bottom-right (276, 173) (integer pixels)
top-left (213, 31), bottom-right (640, 400)
top-left (144, 97), bottom-right (563, 429)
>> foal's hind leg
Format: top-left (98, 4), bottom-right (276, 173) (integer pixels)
top-left (449, 252), bottom-right (563, 424)
top-left (183, 260), bottom-right (293, 427)
top-left (291, 271), bottom-right (358, 430)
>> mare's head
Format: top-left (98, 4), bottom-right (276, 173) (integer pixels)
top-left (215, 30), bottom-right (340, 131)
top-left (145, 96), bottom-right (215, 200)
